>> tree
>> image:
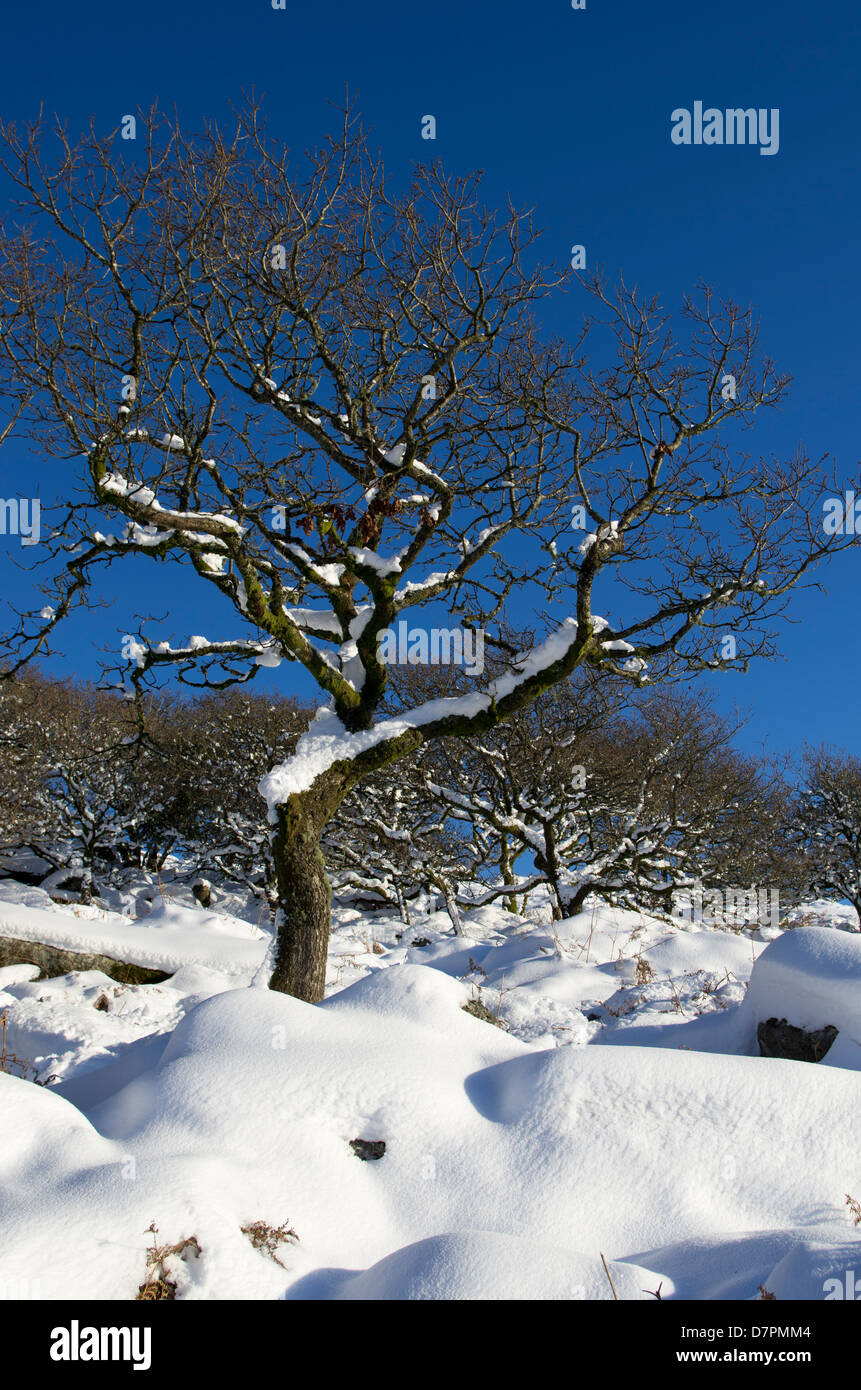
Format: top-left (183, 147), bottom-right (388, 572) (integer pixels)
top-left (591, 689), bottom-right (789, 920)
top-left (414, 672), bottom-right (628, 919)
top-left (0, 669), bottom-right (50, 856)
top-left (324, 763), bottom-right (476, 932)
top-left (0, 671), bottom-right (175, 901)
top-left (419, 681), bottom-right (780, 923)
top-left (789, 746), bottom-right (861, 926)
top-left (171, 690), bottom-right (310, 912)
top-left (0, 102), bottom-right (851, 998)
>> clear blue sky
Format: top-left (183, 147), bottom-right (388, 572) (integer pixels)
top-left (0, 0), bottom-right (859, 759)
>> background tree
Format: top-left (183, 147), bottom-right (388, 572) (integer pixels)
top-left (789, 746), bottom-right (861, 926)
top-left (415, 672), bottom-right (628, 919)
top-left (420, 684), bottom-right (778, 922)
top-left (0, 671), bottom-right (175, 901)
top-left (172, 690), bottom-right (310, 912)
top-left (324, 763), bottom-right (477, 932)
top-left (597, 690), bottom-right (788, 920)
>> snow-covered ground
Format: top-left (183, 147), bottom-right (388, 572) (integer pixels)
top-left (0, 878), bottom-right (859, 1301)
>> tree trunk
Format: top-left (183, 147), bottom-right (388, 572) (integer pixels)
top-left (395, 884), bottom-right (411, 927)
top-left (430, 872), bottom-right (463, 936)
top-left (79, 854), bottom-right (94, 905)
top-left (267, 789), bottom-right (337, 1002)
top-left (499, 833), bottom-right (518, 914)
top-left (562, 881), bottom-right (593, 917)
top-left (536, 825), bottom-right (565, 921)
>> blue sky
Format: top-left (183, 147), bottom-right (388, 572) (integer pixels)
top-left (0, 0), bottom-right (859, 759)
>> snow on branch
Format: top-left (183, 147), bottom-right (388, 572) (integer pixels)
top-left (259, 616), bottom-right (590, 814)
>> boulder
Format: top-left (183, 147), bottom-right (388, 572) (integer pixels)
top-left (757, 1016), bottom-right (839, 1063)
top-left (0, 933), bottom-right (170, 985)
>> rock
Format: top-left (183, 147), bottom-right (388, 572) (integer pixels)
top-left (349, 1138), bottom-right (386, 1161)
top-left (0, 933), bottom-right (170, 986)
top-left (192, 880), bottom-right (212, 908)
top-left (411, 937), bottom-right (431, 948)
top-left (757, 1016), bottom-right (839, 1063)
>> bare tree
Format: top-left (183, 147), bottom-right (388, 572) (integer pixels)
top-left (0, 102), bottom-right (851, 998)
top-left (789, 746), bottom-right (861, 926)
top-left (324, 763), bottom-right (476, 932)
top-left (0, 671), bottom-right (174, 901)
top-left (172, 690), bottom-right (310, 911)
top-left (419, 683), bottom-right (772, 922)
top-left (413, 673), bottom-right (623, 918)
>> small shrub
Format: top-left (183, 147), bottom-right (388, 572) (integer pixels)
top-left (462, 997), bottom-right (502, 1027)
top-left (0, 1011), bottom-right (55, 1085)
top-left (634, 954), bottom-right (655, 986)
top-left (240, 1220), bottom-right (299, 1268)
top-left (135, 1222), bottom-right (201, 1300)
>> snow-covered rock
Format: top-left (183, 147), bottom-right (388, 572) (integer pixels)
top-left (0, 898), bottom-right (266, 983)
top-left (742, 925), bottom-right (861, 1045)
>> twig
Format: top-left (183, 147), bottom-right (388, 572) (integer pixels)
top-left (600, 1251), bottom-right (619, 1301)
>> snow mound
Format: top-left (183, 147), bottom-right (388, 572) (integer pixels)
top-left (0, 962), bottom-right (40, 990)
top-left (625, 1227), bottom-right (861, 1301)
top-left (0, 962), bottom-right (236, 1089)
top-left (139, 902), bottom-right (262, 940)
top-left (0, 898), bottom-right (266, 982)
top-left (763, 1238), bottom-right (861, 1300)
top-left (0, 1072), bottom-right (119, 1179)
top-left (0, 879), bottom-right (62, 914)
top-left (324, 1232), bottom-right (669, 1301)
top-left (1, 959), bottom-right (859, 1299)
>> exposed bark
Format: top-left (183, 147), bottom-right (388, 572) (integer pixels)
top-left (192, 880), bottom-right (212, 908)
top-left (561, 882), bottom-right (594, 918)
top-left (395, 884), bottom-right (411, 927)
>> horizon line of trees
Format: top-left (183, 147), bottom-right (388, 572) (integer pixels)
top-left (0, 663), bottom-right (855, 931)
